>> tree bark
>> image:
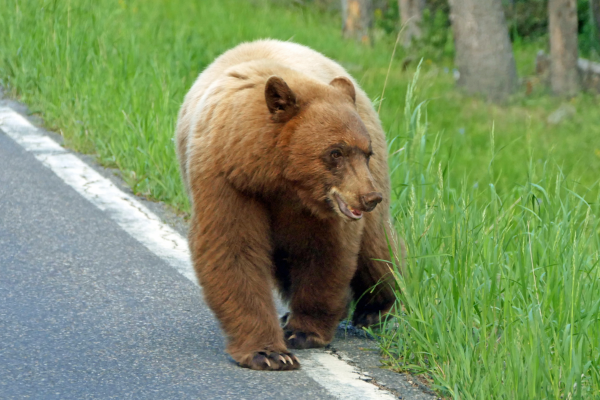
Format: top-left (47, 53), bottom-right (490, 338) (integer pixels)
top-left (448, 0), bottom-right (518, 101)
top-left (398, 0), bottom-right (425, 47)
top-left (549, 0), bottom-right (579, 96)
top-left (342, 0), bottom-right (373, 44)
top-left (591, 0), bottom-right (600, 44)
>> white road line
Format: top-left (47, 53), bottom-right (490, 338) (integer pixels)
top-left (0, 107), bottom-right (195, 284)
top-left (0, 106), bottom-right (397, 400)
top-left (304, 353), bottom-right (397, 400)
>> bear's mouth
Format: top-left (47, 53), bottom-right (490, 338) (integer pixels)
top-left (333, 193), bottom-right (363, 220)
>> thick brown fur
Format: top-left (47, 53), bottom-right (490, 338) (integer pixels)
top-left (175, 40), bottom-right (398, 371)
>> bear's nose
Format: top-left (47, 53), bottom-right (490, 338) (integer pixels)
top-left (361, 192), bottom-right (383, 212)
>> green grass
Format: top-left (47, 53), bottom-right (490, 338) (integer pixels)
top-left (2, 0), bottom-right (599, 211)
top-left (371, 65), bottom-right (600, 399)
top-left (1, 0), bottom-right (599, 398)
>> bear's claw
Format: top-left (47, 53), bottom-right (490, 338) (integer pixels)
top-left (244, 350), bottom-right (300, 371)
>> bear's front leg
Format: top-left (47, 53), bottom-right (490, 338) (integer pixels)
top-left (282, 234), bottom-right (359, 350)
top-left (188, 178), bottom-right (299, 370)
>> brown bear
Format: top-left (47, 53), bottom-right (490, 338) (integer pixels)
top-left (175, 39), bottom-right (398, 371)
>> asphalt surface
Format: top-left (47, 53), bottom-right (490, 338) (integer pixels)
top-left (0, 130), bottom-right (343, 399)
top-left (0, 97), bottom-right (438, 400)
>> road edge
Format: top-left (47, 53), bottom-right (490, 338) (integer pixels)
top-left (0, 92), bottom-right (438, 400)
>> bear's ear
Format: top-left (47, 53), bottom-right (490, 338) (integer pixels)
top-left (330, 76), bottom-right (356, 104)
top-left (265, 76), bottom-right (299, 123)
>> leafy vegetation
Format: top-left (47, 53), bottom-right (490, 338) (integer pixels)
top-left (373, 65), bottom-right (600, 398)
top-left (1, 0), bottom-right (599, 398)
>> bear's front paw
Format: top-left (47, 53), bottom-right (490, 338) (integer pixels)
top-left (239, 350), bottom-right (300, 371)
top-left (284, 330), bottom-right (328, 349)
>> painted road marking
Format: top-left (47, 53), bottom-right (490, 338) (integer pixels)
top-left (0, 106), bottom-right (397, 400)
top-left (304, 352), bottom-right (397, 400)
top-left (0, 107), bottom-right (194, 283)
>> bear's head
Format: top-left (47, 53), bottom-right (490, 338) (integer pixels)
top-left (265, 75), bottom-right (382, 221)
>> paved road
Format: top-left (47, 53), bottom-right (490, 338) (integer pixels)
top-left (0, 102), bottom-right (436, 400)
top-left (0, 128), bottom-right (341, 399)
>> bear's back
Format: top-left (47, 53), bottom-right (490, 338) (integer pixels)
top-left (207, 40), bottom-right (351, 89)
top-left (179, 40), bottom-right (369, 133)
top-left (176, 40), bottom-right (386, 199)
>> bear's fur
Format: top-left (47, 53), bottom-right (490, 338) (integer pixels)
top-left (176, 40), bottom-right (397, 371)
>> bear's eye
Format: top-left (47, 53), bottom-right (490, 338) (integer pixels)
top-left (330, 149), bottom-right (343, 159)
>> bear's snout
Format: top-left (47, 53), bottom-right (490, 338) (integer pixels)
top-left (361, 191), bottom-right (383, 212)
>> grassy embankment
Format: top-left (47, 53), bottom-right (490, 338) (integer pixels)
top-left (1, 0), bottom-right (599, 398)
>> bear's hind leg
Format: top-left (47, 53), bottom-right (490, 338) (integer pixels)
top-left (351, 223), bottom-right (399, 328)
top-left (188, 178), bottom-right (298, 370)
top-left (282, 240), bottom-right (357, 350)
top-left (284, 281), bottom-right (352, 350)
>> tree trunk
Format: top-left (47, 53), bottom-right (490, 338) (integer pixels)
top-left (549, 0), bottom-right (579, 96)
top-left (448, 0), bottom-right (518, 101)
top-left (342, 0), bottom-right (373, 44)
top-left (591, 0), bottom-right (600, 44)
top-left (398, 0), bottom-right (425, 47)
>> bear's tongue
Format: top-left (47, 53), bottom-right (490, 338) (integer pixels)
top-left (334, 193), bottom-right (363, 220)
